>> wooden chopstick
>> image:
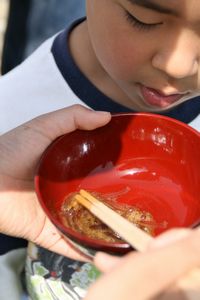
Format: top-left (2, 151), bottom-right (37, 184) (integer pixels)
top-left (75, 189), bottom-right (153, 252)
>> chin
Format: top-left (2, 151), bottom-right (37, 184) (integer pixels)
top-left (144, 106), bottom-right (175, 114)
top-left (141, 99), bottom-right (187, 113)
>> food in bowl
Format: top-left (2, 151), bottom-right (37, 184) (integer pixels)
top-left (60, 190), bottom-right (161, 242)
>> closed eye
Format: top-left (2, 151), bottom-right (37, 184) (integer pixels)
top-left (125, 11), bottom-right (163, 30)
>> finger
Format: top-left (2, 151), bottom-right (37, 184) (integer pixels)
top-left (86, 230), bottom-right (200, 300)
top-left (118, 230), bottom-right (200, 299)
top-left (47, 237), bottom-right (92, 262)
top-left (95, 229), bottom-right (192, 273)
top-left (30, 213), bottom-right (90, 262)
top-left (128, 234), bottom-right (200, 299)
top-left (94, 252), bottom-right (122, 272)
top-left (148, 228), bottom-right (192, 250)
top-left (29, 104), bottom-right (111, 140)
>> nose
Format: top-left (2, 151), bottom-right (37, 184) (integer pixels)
top-left (152, 31), bottom-right (199, 79)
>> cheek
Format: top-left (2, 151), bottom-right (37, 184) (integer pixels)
top-left (97, 34), bottom-right (147, 81)
top-left (87, 1), bottom-right (154, 81)
top-left (90, 20), bottom-right (151, 81)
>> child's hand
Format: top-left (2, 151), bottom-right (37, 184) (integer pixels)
top-left (0, 104), bottom-right (111, 261)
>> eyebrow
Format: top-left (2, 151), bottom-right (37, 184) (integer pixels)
top-left (127, 0), bottom-right (178, 16)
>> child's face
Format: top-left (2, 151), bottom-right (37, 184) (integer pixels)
top-left (86, 0), bottom-right (200, 112)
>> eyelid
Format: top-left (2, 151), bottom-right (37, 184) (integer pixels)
top-left (125, 10), bottom-right (163, 29)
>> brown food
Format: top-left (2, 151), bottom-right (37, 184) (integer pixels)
top-left (61, 192), bottom-right (157, 243)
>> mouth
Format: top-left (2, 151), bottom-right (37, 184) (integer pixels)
top-left (139, 84), bottom-right (188, 109)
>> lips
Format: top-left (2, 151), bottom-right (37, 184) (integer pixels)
top-left (140, 85), bottom-right (185, 108)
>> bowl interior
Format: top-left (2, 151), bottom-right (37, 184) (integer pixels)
top-left (35, 113), bottom-right (200, 252)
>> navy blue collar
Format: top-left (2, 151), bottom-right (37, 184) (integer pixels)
top-left (51, 18), bottom-right (200, 123)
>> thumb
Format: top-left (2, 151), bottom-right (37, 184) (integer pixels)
top-left (28, 104), bottom-right (111, 140)
top-left (0, 105), bottom-right (111, 178)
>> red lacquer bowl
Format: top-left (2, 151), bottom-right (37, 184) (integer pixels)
top-left (35, 113), bottom-right (200, 257)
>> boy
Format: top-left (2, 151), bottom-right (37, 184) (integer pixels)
top-left (1, 0), bottom-right (200, 299)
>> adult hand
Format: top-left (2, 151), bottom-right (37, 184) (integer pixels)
top-left (86, 228), bottom-right (200, 300)
top-left (0, 104), bottom-right (111, 261)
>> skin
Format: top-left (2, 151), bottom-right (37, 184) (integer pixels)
top-left (0, 105), bottom-right (111, 261)
top-left (69, 0), bottom-right (200, 112)
top-left (86, 228), bottom-right (200, 300)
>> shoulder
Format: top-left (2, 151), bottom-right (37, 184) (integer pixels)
top-left (0, 31), bottom-right (84, 134)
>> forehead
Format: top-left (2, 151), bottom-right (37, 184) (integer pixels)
top-left (126, 0), bottom-right (200, 21)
